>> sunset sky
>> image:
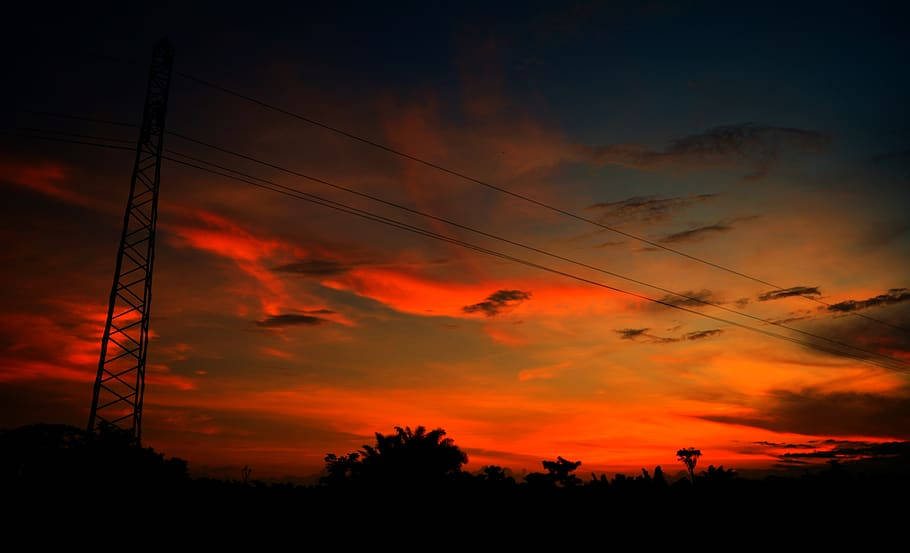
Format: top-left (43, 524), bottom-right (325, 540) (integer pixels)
top-left (2, 2), bottom-right (908, 479)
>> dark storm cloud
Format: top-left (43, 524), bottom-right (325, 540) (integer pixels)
top-left (586, 194), bottom-right (718, 225)
top-left (463, 290), bottom-right (531, 317)
top-left (255, 311), bottom-right (335, 328)
top-left (699, 387), bottom-right (910, 439)
top-left (827, 288), bottom-right (910, 312)
top-left (588, 123), bottom-right (829, 180)
top-left (758, 286), bottom-right (821, 301)
top-left (273, 259), bottom-right (350, 277)
top-left (656, 289), bottom-right (715, 308)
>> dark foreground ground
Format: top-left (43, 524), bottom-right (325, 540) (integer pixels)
top-left (3, 423), bottom-right (907, 535)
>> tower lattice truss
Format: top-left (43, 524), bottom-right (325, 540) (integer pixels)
top-left (88, 40), bottom-right (173, 442)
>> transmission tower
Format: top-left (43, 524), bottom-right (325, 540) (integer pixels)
top-left (88, 40), bottom-right (174, 443)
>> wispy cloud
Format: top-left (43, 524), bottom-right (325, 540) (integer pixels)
top-left (657, 215), bottom-right (759, 244)
top-left (683, 329), bottom-right (723, 341)
top-left (656, 289), bottom-right (715, 308)
top-left (615, 327), bottom-right (723, 344)
top-left (255, 311), bottom-right (335, 328)
top-left (0, 160), bottom-right (95, 208)
top-left (616, 328), bottom-right (650, 340)
top-left (594, 240), bottom-right (625, 248)
top-left (660, 222), bottom-right (733, 243)
top-left (758, 286), bottom-right (821, 301)
top-left (752, 439), bottom-right (910, 471)
top-left (586, 194), bottom-right (717, 225)
top-left (273, 259), bottom-right (351, 277)
top-left (753, 441), bottom-right (818, 449)
top-left (765, 312), bottom-right (814, 325)
top-left (586, 123), bottom-right (829, 180)
top-left (463, 290), bottom-right (532, 317)
top-left (828, 288), bottom-right (910, 312)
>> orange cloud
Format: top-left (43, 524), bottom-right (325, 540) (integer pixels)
top-left (260, 347), bottom-right (294, 360)
top-left (483, 324), bottom-right (527, 346)
top-left (323, 266), bottom-right (639, 319)
top-left (518, 361), bottom-right (572, 381)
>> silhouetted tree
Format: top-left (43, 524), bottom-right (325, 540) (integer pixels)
top-left (321, 452), bottom-right (361, 486)
top-left (481, 465), bottom-right (513, 484)
top-left (653, 465), bottom-right (667, 487)
top-left (701, 464), bottom-right (736, 484)
top-left (322, 426), bottom-right (467, 487)
top-left (677, 448), bottom-right (702, 482)
top-left (588, 473), bottom-right (610, 488)
top-left (1, 424), bottom-right (188, 490)
top-left (541, 456), bottom-right (582, 487)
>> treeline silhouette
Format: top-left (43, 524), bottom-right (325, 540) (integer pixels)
top-left (4, 423), bottom-right (909, 518)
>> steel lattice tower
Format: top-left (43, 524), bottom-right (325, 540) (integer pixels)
top-left (88, 40), bottom-right (174, 443)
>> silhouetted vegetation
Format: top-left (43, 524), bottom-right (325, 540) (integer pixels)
top-left (321, 425), bottom-right (467, 488)
top-left (2, 423), bottom-right (188, 492)
top-left (676, 447), bottom-right (701, 482)
top-left (4, 423), bottom-right (909, 520)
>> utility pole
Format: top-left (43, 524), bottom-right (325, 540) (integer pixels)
top-left (88, 40), bottom-right (174, 443)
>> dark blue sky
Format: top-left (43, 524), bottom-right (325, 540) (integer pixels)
top-left (7, 2), bottom-right (909, 150)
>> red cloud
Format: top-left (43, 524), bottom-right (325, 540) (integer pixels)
top-left (0, 308), bottom-right (103, 383)
top-left (0, 300), bottom-right (199, 392)
top-left (0, 160), bottom-right (92, 207)
top-left (167, 209), bottom-right (348, 322)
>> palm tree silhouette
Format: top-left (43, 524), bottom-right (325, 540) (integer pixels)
top-left (676, 448), bottom-right (702, 482)
top-left (323, 425), bottom-right (467, 486)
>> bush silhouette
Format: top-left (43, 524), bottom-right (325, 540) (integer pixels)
top-left (321, 425), bottom-right (467, 487)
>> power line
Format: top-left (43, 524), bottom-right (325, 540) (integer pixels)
top-left (21, 110), bottom-right (910, 338)
top-left (15, 131), bottom-right (136, 152)
top-left (23, 123), bottom-right (905, 368)
top-left (18, 128), bottom-right (910, 373)
top-left (18, 126), bottom-right (134, 144)
top-left (19, 126), bottom-right (910, 371)
top-left (22, 102), bottom-right (907, 336)
top-left (23, 109), bottom-right (139, 129)
top-left (159, 132), bottom-right (909, 368)
top-left (153, 158), bottom-right (910, 373)
top-left (164, 72), bottom-right (910, 335)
